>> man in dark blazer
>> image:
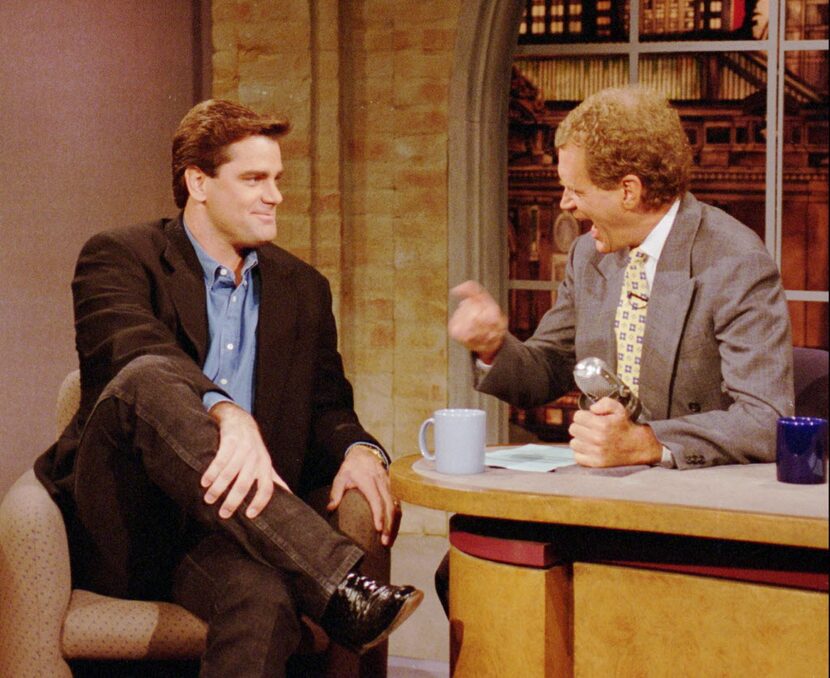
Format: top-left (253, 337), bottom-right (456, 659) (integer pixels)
top-left (450, 85), bottom-right (793, 469)
top-left (35, 99), bottom-right (421, 677)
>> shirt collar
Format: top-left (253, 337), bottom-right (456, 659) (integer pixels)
top-left (183, 220), bottom-right (258, 283)
top-left (636, 198), bottom-right (680, 263)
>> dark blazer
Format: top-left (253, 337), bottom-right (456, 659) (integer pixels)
top-left (479, 193), bottom-right (794, 468)
top-left (36, 215), bottom-right (381, 510)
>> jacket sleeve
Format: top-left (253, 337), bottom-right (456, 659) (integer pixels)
top-left (476, 243), bottom-right (579, 408)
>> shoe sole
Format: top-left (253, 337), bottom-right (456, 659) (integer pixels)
top-left (358, 588), bottom-right (424, 654)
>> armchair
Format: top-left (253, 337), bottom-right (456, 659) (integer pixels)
top-left (0, 370), bottom-right (389, 676)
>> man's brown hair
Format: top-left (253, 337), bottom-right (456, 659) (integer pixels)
top-left (554, 86), bottom-right (692, 209)
top-left (171, 99), bottom-right (290, 208)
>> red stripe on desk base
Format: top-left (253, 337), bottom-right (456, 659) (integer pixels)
top-left (448, 533), bottom-right (828, 591)
top-left (449, 530), bottom-right (559, 568)
top-left (606, 560), bottom-right (829, 592)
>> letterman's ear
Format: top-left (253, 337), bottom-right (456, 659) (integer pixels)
top-left (184, 166), bottom-right (208, 203)
top-left (620, 174), bottom-right (643, 210)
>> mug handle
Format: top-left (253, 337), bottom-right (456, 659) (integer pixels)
top-left (418, 418), bottom-right (436, 460)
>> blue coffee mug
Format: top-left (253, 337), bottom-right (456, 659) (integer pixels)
top-left (776, 417), bottom-right (828, 484)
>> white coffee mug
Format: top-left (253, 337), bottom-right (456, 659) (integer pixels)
top-left (418, 408), bottom-right (486, 474)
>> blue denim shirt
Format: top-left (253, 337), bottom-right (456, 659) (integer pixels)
top-left (184, 223), bottom-right (258, 414)
top-left (183, 223), bottom-right (387, 466)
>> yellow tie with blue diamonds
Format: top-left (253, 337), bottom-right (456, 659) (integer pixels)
top-left (615, 248), bottom-right (649, 395)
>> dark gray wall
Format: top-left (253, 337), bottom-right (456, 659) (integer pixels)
top-left (0, 1), bottom-right (209, 495)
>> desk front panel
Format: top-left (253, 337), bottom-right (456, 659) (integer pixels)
top-left (574, 562), bottom-right (829, 677)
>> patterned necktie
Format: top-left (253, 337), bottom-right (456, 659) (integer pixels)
top-left (615, 248), bottom-right (649, 395)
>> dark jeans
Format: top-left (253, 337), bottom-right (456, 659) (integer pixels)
top-left (68, 356), bottom-right (364, 678)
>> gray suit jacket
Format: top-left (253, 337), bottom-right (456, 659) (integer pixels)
top-left (479, 193), bottom-right (794, 468)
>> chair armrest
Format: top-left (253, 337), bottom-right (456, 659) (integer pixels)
top-left (0, 469), bottom-right (73, 677)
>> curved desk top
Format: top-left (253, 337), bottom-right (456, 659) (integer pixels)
top-left (391, 454), bottom-right (829, 549)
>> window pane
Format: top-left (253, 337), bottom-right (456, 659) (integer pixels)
top-left (509, 397), bottom-right (578, 443)
top-left (508, 289), bottom-right (555, 342)
top-left (786, 0), bottom-right (829, 39)
top-left (640, 0), bottom-right (763, 41)
top-left (508, 61), bottom-right (602, 443)
top-left (506, 290), bottom-right (580, 443)
top-left (640, 52), bottom-right (768, 242)
top-left (781, 50), bottom-right (828, 295)
top-left (518, 0), bottom-right (631, 43)
top-left (508, 61), bottom-right (601, 287)
top-left (508, 207), bottom-right (587, 285)
top-left (509, 204), bottom-right (555, 282)
top-left (789, 302), bottom-right (829, 349)
top-left (512, 56), bottom-right (629, 102)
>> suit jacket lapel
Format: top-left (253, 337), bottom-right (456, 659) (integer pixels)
top-left (254, 248), bottom-right (298, 437)
top-left (163, 217), bottom-right (209, 365)
top-left (584, 249), bottom-right (627, 368)
top-left (639, 194), bottom-right (700, 420)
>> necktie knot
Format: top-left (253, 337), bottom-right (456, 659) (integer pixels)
top-left (625, 248), bottom-right (649, 308)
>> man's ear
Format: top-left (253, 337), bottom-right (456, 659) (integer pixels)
top-left (184, 166), bottom-right (208, 203)
top-left (620, 174), bottom-right (643, 210)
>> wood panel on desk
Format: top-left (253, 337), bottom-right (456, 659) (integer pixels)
top-left (391, 456), bottom-right (828, 549)
top-left (573, 562), bottom-right (829, 677)
top-left (449, 547), bottom-right (572, 677)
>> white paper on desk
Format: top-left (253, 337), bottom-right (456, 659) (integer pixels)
top-left (485, 444), bottom-right (575, 472)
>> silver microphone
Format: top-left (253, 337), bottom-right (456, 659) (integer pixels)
top-left (573, 356), bottom-right (642, 421)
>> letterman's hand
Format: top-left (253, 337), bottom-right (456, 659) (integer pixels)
top-left (569, 397), bottom-right (662, 467)
top-left (449, 281), bottom-right (508, 363)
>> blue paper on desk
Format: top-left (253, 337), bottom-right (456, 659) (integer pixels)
top-left (485, 444), bottom-right (575, 472)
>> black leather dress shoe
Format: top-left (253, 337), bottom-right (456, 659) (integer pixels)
top-left (320, 572), bottom-right (424, 654)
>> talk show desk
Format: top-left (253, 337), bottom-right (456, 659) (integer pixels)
top-left (390, 454), bottom-right (829, 677)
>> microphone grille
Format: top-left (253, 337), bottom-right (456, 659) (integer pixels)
top-left (573, 357), bottom-right (617, 399)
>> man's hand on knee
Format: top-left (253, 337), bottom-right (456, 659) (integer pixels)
top-left (328, 446), bottom-right (400, 547)
top-left (203, 401), bottom-right (291, 519)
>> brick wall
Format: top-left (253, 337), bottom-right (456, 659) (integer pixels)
top-left (211, 1), bottom-right (460, 502)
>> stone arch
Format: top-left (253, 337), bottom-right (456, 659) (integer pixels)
top-left (447, 1), bottom-right (524, 442)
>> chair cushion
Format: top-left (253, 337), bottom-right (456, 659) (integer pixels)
top-left (61, 589), bottom-right (207, 660)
